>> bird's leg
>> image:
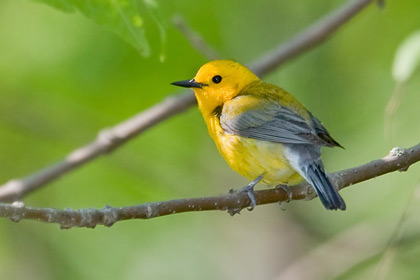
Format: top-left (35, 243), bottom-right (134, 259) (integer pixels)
top-left (239, 175), bottom-right (263, 211)
top-left (275, 184), bottom-right (293, 203)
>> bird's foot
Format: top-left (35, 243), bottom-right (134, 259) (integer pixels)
top-left (239, 176), bottom-right (263, 211)
top-left (276, 184), bottom-right (293, 207)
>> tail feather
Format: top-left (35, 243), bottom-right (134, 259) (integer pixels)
top-left (283, 145), bottom-right (346, 211)
top-left (305, 162), bottom-right (346, 210)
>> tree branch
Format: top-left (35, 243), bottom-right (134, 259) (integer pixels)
top-left (275, 223), bottom-right (390, 280)
top-left (0, 92), bottom-right (196, 202)
top-left (0, 0), bottom-right (374, 202)
top-left (172, 15), bottom-right (222, 60)
top-left (1, 144), bottom-right (418, 229)
top-left (250, 0), bottom-right (373, 76)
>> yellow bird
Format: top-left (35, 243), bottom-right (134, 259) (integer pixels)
top-left (172, 60), bottom-right (346, 210)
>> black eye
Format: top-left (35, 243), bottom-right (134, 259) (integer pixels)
top-left (212, 75), bottom-right (222, 84)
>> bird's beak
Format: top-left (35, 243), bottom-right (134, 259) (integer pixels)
top-left (171, 79), bottom-right (204, 89)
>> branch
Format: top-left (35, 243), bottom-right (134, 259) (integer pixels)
top-left (373, 184), bottom-right (420, 279)
top-left (0, 92), bottom-right (196, 202)
top-left (384, 82), bottom-right (405, 144)
top-left (1, 144), bottom-right (418, 229)
top-left (275, 223), bottom-right (390, 280)
top-left (172, 15), bottom-right (222, 60)
top-left (0, 0), bottom-right (374, 202)
top-left (250, 0), bottom-right (373, 76)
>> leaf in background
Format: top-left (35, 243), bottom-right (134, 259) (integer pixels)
top-left (143, 0), bottom-right (167, 62)
top-left (33, 0), bottom-right (74, 11)
top-left (385, 30), bottom-right (420, 144)
top-left (392, 30), bottom-right (420, 84)
top-left (32, 0), bottom-right (151, 56)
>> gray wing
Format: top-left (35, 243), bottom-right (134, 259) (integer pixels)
top-left (220, 96), bottom-right (338, 147)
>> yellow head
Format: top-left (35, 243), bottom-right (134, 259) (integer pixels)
top-left (172, 60), bottom-right (259, 116)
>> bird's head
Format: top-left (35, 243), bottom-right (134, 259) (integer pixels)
top-left (172, 60), bottom-right (259, 116)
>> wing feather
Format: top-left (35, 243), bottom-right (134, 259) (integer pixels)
top-left (220, 95), bottom-right (339, 147)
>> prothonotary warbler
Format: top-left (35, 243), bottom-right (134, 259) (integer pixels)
top-left (172, 60), bottom-right (346, 211)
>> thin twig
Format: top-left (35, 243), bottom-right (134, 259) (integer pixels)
top-left (250, 0), bottom-right (373, 76)
top-left (172, 15), bottom-right (221, 60)
top-left (384, 82), bottom-right (405, 144)
top-left (373, 183), bottom-right (420, 280)
top-left (275, 223), bottom-right (391, 280)
top-left (0, 0), bottom-right (374, 202)
top-left (1, 144), bottom-right (418, 229)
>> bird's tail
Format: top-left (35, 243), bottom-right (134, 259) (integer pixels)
top-left (304, 161), bottom-right (346, 210)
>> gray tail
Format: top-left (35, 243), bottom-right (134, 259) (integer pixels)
top-left (305, 161), bottom-right (346, 211)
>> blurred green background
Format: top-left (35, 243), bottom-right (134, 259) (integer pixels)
top-left (1, 0), bottom-right (420, 279)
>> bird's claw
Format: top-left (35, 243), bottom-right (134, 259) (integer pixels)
top-left (276, 184), bottom-right (292, 203)
top-left (239, 184), bottom-right (257, 211)
top-left (238, 175), bottom-right (263, 211)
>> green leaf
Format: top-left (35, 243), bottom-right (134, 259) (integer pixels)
top-left (144, 0), bottom-right (167, 62)
top-left (393, 30), bottom-right (420, 83)
top-left (31, 0), bottom-right (151, 56)
top-left (33, 0), bottom-right (75, 11)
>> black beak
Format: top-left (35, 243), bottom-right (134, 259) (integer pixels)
top-left (171, 79), bottom-right (204, 89)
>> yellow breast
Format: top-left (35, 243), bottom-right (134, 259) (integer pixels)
top-left (206, 114), bottom-right (302, 186)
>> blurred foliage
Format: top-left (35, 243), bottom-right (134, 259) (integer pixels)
top-left (0, 0), bottom-right (420, 279)
top-left (393, 30), bottom-right (420, 84)
top-left (31, 0), bottom-right (166, 56)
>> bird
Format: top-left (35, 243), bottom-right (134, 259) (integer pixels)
top-left (171, 59), bottom-right (346, 211)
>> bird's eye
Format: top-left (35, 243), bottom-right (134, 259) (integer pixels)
top-left (212, 75), bottom-right (222, 84)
